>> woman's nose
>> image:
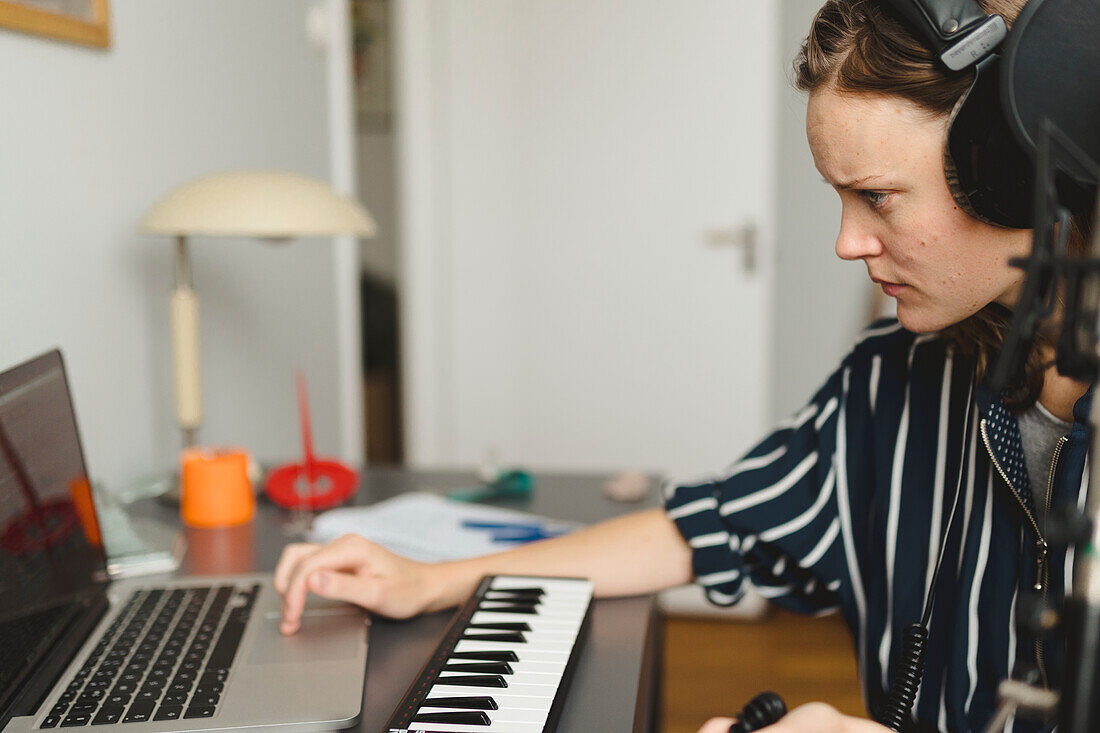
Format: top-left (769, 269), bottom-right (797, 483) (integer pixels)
top-left (834, 208), bottom-right (882, 261)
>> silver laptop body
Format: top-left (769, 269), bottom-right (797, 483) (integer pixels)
top-left (0, 351), bottom-right (368, 733)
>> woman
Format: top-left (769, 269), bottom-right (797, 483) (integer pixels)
top-left (275, 1), bottom-right (1094, 730)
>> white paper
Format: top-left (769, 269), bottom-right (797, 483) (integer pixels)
top-left (309, 492), bottom-right (578, 562)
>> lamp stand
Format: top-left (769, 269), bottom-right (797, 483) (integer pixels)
top-left (171, 235), bottom-right (202, 447)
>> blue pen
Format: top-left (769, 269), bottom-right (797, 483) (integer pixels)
top-left (461, 519), bottom-right (568, 543)
top-left (462, 520), bottom-right (547, 532)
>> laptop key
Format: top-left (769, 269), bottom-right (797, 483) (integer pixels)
top-left (122, 701), bottom-right (155, 723)
top-left (161, 693), bottom-right (188, 705)
top-left (50, 703), bottom-right (70, 716)
top-left (190, 694), bottom-right (220, 707)
top-left (135, 689), bottom-right (160, 702)
top-left (40, 715), bottom-right (61, 728)
top-left (183, 706), bottom-right (216, 719)
top-left (153, 705), bottom-right (183, 721)
top-left (60, 712), bottom-right (91, 727)
top-left (91, 706), bottom-right (124, 725)
top-left (68, 703), bottom-right (97, 714)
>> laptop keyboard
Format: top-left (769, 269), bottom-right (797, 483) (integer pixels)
top-left (40, 584), bottom-right (259, 728)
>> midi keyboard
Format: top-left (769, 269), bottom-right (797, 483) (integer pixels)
top-left (385, 575), bottom-right (594, 733)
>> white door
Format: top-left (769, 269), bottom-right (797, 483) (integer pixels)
top-left (395, 0), bottom-right (779, 478)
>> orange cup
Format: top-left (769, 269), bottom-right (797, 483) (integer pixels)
top-left (180, 448), bottom-right (254, 528)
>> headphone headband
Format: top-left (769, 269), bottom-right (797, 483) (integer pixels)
top-left (882, 0), bottom-right (1007, 70)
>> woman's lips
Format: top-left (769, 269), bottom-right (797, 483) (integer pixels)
top-left (871, 277), bottom-right (906, 296)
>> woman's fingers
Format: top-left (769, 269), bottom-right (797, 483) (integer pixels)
top-left (279, 535), bottom-right (377, 633)
top-left (695, 716), bottom-right (736, 733)
top-left (273, 542), bottom-right (319, 594)
top-left (760, 703), bottom-right (889, 732)
top-left (307, 568), bottom-right (382, 610)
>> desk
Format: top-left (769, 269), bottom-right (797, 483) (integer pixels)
top-left (132, 468), bottom-right (661, 732)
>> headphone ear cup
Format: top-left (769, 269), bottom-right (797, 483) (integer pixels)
top-left (944, 60), bottom-right (1035, 229)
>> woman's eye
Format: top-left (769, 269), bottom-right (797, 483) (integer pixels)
top-left (860, 190), bottom-right (891, 209)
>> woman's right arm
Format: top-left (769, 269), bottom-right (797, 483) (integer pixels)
top-left (274, 506), bottom-right (692, 634)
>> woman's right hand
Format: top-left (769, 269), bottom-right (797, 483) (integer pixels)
top-left (273, 533), bottom-right (455, 634)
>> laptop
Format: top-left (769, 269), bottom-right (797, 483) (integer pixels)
top-left (0, 350), bottom-right (368, 733)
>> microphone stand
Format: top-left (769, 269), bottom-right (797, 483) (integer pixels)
top-left (983, 121), bottom-right (1100, 733)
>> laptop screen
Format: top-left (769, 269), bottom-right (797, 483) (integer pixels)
top-left (0, 351), bottom-right (107, 696)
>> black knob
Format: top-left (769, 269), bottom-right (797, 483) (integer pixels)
top-left (1046, 503), bottom-right (1093, 547)
top-left (729, 692), bottom-right (787, 732)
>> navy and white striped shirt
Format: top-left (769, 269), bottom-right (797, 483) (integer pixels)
top-left (664, 319), bottom-right (1092, 732)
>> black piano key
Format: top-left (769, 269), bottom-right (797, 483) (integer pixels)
top-left (467, 622), bottom-right (531, 632)
top-left (421, 697), bottom-right (499, 710)
top-left (449, 651), bottom-right (519, 662)
top-left (461, 631), bottom-right (526, 643)
top-left (442, 662), bottom-right (514, 674)
top-left (487, 587), bottom-right (544, 597)
top-left (412, 711), bottom-right (492, 725)
top-left (435, 674), bottom-right (508, 688)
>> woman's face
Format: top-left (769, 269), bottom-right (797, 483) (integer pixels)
top-left (806, 88), bottom-right (1032, 333)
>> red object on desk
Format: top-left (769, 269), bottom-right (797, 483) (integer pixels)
top-left (265, 372), bottom-right (358, 510)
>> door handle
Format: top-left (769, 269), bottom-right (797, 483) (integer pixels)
top-left (704, 223), bottom-right (757, 272)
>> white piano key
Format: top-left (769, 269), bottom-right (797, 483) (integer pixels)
top-left (406, 718), bottom-right (547, 733)
top-left (416, 706), bottom-right (550, 725)
top-left (443, 659), bottom-right (567, 676)
top-left (482, 591), bottom-right (592, 608)
top-left (477, 604), bottom-right (586, 621)
top-left (450, 646), bottom-right (574, 665)
top-left (504, 659), bottom-right (568, 675)
top-left (463, 629), bottom-right (577, 645)
top-left (423, 691), bottom-right (554, 711)
top-left (469, 611), bottom-right (581, 631)
top-left (428, 681), bottom-right (558, 699)
top-left (437, 671), bottom-right (559, 687)
top-left (453, 639), bottom-right (572, 657)
top-left (489, 577), bottom-right (594, 594)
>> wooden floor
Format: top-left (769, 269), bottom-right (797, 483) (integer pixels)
top-left (660, 609), bottom-right (867, 733)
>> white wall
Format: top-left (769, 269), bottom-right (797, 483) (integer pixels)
top-left (0, 0), bottom-right (353, 492)
top-left (769, 0), bottom-right (873, 420)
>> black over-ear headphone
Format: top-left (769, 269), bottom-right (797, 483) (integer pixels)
top-left (879, 0), bottom-right (1100, 230)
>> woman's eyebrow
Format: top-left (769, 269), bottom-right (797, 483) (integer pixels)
top-left (825, 174), bottom-right (886, 190)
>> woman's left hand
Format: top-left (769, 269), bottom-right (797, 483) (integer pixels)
top-left (695, 702), bottom-right (891, 733)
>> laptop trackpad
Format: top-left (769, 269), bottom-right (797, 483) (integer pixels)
top-left (249, 610), bottom-right (366, 665)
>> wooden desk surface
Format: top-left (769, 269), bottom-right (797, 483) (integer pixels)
top-left (135, 468), bottom-right (660, 733)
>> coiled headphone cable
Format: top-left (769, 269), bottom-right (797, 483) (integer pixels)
top-left (878, 378), bottom-right (975, 731)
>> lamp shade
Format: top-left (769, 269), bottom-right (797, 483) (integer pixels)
top-left (140, 170), bottom-right (377, 238)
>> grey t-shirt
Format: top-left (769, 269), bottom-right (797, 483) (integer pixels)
top-left (1017, 400), bottom-right (1072, 522)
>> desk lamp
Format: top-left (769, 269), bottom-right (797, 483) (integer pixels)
top-left (140, 170), bottom-right (376, 447)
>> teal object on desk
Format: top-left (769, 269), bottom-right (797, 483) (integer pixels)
top-left (447, 469), bottom-right (534, 502)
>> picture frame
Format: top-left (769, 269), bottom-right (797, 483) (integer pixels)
top-left (352, 0), bottom-right (392, 130)
top-left (0, 0), bottom-right (110, 49)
